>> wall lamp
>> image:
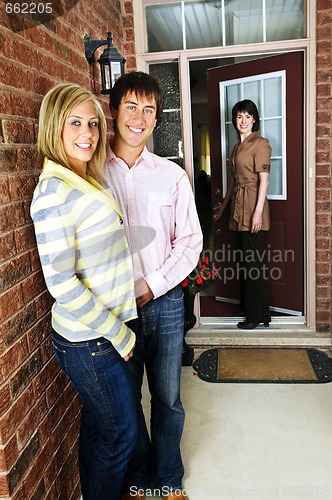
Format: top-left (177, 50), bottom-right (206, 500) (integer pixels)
top-left (84, 32), bottom-right (126, 94)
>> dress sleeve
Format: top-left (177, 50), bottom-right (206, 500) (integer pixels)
top-left (254, 137), bottom-right (272, 173)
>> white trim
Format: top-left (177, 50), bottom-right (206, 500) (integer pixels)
top-left (218, 70), bottom-right (287, 200)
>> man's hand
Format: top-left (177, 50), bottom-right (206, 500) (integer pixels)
top-left (136, 286), bottom-right (154, 308)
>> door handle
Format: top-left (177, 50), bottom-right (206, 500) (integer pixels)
top-left (215, 187), bottom-right (221, 195)
top-left (216, 228), bottom-right (221, 236)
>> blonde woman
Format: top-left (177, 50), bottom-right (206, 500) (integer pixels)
top-left (31, 83), bottom-right (137, 500)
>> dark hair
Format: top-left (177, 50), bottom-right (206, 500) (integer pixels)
top-left (109, 71), bottom-right (164, 122)
top-left (232, 99), bottom-right (260, 138)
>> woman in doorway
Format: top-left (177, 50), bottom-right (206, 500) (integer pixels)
top-left (213, 99), bottom-right (271, 329)
top-left (30, 83), bottom-right (137, 499)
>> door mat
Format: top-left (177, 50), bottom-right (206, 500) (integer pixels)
top-left (192, 348), bottom-right (332, 383)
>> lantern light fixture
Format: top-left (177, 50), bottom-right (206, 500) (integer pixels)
top-left (84, 32), bottom-right (126, 94)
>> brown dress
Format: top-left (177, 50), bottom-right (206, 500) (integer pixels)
top-left (229, 131), bottom-right (271, 231)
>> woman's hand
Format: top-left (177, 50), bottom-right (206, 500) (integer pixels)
top-left (123, 343), bottom-right (135, 362)
top-left (251, 210), bottom-right (263, 233)
top-left (213, 202), bottom-right (223, 221)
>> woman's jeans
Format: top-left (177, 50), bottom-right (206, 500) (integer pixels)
top-left (123, 284), bottom-right (185, 492)
top-left (52, 330), bottom-right (137, 500)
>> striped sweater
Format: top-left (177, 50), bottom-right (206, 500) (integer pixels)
top-left (30, 159), bottom-right (137, 357)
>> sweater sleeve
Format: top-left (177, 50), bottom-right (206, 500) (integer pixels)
top-left (31, 182), bottom-right (136, 357)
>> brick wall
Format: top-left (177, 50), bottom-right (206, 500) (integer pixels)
top-left (316, 1), bottom-right (332, 333)
top-left (0, 1), bottom-right (136, 498)
top-left (0, 0), bottom-right (331, 499)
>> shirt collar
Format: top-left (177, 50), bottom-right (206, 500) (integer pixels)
top-left (106, 143), bottom-right (156, 169)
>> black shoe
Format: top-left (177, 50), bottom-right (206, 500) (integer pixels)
top-left (237, 320), bottom-right (269, 329)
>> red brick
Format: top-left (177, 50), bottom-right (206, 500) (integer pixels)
top-left (6, 36), bottom-right (38, 69)
top-left (8, 175), bottom-right (37, 200)
top-left (316, 287), bottom-right (331, 300)
top-left (14, 225), bottom-right (36, 254)
top-left (0, 283), bottom-right (24, 322)
top-left (316, 262), bottom-right (330, 274)
top-left (317, 0), bottom-right (332, 9)
top-left (0, 202), bottom-right (25, 234)
top-left (0, 383), bottom-right (11, 419)
top-left (124, 1), bottom-right (133, 14)
top-left (0, 148), bottom-right (18, 173)
top-left (11, 93), bottom-right (41, 120)
top-left (0, 385), bottom-right (34, 443)
top-left (32, 355), bottom-right (60, 400)
top-left (0, 474), bottom-right (10, 496)
top-left (0, 177), bottom-right (10, 204)
top-left (317, 10), bottom-right (332, 26)
top-left (2, 120), bottom-right (35, 145)
top-left (17, 395), bottom-right (47, 449)
top-left (0, 435), bottom-right (19, 472)
top-left (35, 291), bottom-right (54, 320)
top-left (0, 89), bottom-right (12, 115)
top-left (0, 231), bottom-right (16, 262)
top-left (0, 253), bottom-right (32, 293)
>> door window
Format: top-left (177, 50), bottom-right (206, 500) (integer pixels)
top-left (220, 71), bottom-right (286, 199)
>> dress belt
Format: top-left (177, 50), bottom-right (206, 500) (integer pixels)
top-left (233, 180), bottom-right (258, 227)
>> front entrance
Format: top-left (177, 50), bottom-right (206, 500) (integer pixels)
top-left (206, 52), bottom-right (304, 318)
top-left (189, 52), bottom-right (307, 326)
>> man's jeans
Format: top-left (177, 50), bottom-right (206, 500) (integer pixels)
top-left (52, 330), bottom-right (137, 500)
top-left (124, 284), bottom-right (185, 492)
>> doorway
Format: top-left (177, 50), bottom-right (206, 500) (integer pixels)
top-left (190, 52), bottom-right (305, 322)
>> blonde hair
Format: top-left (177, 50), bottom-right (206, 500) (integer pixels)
top-left (38, 83), bottom-right (107, 182)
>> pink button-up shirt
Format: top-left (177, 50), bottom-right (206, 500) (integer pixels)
top-left (104, 145), bottom-right (203, 299)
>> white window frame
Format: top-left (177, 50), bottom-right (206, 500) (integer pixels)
top-left (220, 70), bottom-right (287, 200)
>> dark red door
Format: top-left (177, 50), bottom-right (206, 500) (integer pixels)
top-left (208, 52), bottom-right (304, 314)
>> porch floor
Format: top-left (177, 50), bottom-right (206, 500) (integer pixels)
top-left (141, 347), bottom-right (332, 499)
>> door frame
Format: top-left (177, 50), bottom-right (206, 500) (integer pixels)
top-left (134, 2), bottom-right (317, 330)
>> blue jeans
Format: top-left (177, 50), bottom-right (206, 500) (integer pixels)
top-left (52, 330), bottom-right (137, 500)
top-left (123, 285), bottom-right (185, 492)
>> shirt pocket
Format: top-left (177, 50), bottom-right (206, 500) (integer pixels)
top-left (147, 192), bottom-right (173, 228)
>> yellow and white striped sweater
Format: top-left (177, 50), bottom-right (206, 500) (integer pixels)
top-left (30, 160), bottom-right (137, 357)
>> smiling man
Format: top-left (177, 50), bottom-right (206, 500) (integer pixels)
top-left (104, 72), bottom-right (202, 500)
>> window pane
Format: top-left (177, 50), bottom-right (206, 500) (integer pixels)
top-left (150, 63), bottom-right (183, 167)
top-left (225, 0), bottom-right (263, 46)
top-left (265, 118), bottom-right (282, 156)
top-left (264, 77), bottom-right (282, 117)
top-left (266, 0), bottom-right (304, 42)
top-left (185, 1), bottom-right (223, 49)
top-left (226, 85), bottom-right (241, 120)
top-left (268, 158), bottom-right (283, 196)
top-left (242, 80), bottom-right (260, 107)
top-left (146, 3), bottom-right (183, 52)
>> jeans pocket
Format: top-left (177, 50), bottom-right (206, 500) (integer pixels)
top-left (89, 338), bottom-right (114, 357)
top-left (166, 285), bottom-right (184, 302)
